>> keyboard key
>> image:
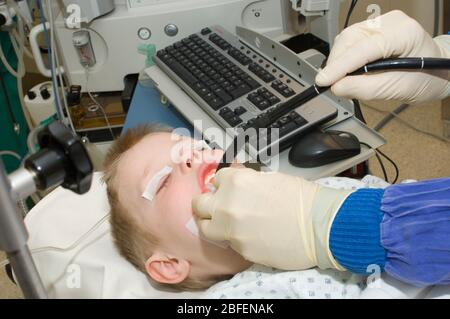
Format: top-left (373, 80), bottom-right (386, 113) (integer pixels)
top-left (220, 111), bottom-right (234, 120)
top-left (228, 48), bottom-right (252, 66)
top-left (166, 60), bottom-right (199, 86)
top-left (234, 80), bottom-right (243, 87)
top-left (262, 73), bottom-right (276, 83)
top-left (248, 95), bottom-right (263, 105)
top-left (201, 27), bottom-right (212, 35)
top-left (262, 91), bottom-right (272, 99)
top-left (270, 122), bottom-right (280, 129)
top-left (204, 92), bottom-right (215, 101)
top-left (257, 100), bottom-right (270, 111)
top-left (280, 122), bottom-right (297, 136)
top-left (278, 116), bottom-right (290, 126)
top-left (244, 77), bottom-right (261, 89)
top-left (226, 116), bottom-right (243, 127)
top-left (249, 63), bottom-right (276, 83)
top-left (234, 106), bottom-right (247, 116)
top-left (282, 88), bottom-right (295, 97)
top-left (182, 38), bottom-right (192, 45)
top-left (219, 107), bottom-right (232, 115)
top-left (272, 80), bottom-right (282, 87)
top-left (229, 84), bottom-right (251, 99)
top-left (223, 85), bottom-right (235, 92)
top-left (213, 88), bottom-right (233, 104)
top-left (295, 116), bottom-right (308, 127)
top-left (208, 98), bottom-right (224, 110)
top-left (197, 87), bottom-right (210, 97)
top-left (268, 96), bottom-right (281, 105)
top-left (289, 112), bottom-right (300, 120)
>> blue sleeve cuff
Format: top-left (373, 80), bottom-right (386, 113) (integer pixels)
top-left (330, 189), bottom-right (387, 275)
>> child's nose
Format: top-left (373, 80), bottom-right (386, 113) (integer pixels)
top-left (180, 150), bottom-right (204, 173)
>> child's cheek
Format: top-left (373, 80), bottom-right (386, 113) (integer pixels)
top-left (166, 184), bottom-right (198, 224)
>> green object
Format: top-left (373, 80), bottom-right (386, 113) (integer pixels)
top-left (138, 43), bottom-right (157, 67)
top-left (40, 114), bottom-right (57, 127)
top-left (0, 32), bottom-right (30, 173)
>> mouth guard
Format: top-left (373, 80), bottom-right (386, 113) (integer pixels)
top-left (142, 166), bottom-right (173, 201)
top-left (186, 217), bottom-right (229, 249)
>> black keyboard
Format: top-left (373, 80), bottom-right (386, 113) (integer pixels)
top-left (154, 26), bottom-right (338, 159)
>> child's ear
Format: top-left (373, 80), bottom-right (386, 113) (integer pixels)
top-left (145, 252), bottom-right (190, 285)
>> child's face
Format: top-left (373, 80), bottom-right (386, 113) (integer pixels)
top-left (115, 132), bottom-right (251, 285)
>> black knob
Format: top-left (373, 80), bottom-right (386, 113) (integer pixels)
top-left (27, 91), bottom-right (37, 100)
top-left (0, 14), bottom-right (7, 27)
top-left (40, 88), bottom-right (51, 100)
top-left (24, 121), bottom-right (93, 195)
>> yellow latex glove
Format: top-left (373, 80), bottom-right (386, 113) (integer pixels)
top-left (316, 10), bottom-right (450, 103)
top-left (192, 168), bottom-right (353, 271)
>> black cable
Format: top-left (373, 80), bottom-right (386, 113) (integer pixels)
top-left (360, 142), bottom-right (388, 182)
top-left (353, 57), bottom-right (450, 73)
top-left (360, 142), bottom-right (399, 184)
top-left (0, 73), bottom-right (20, 131)
top-left (344, 0), bottom-right (359, 28)
top-left (375, 152), bottom-right (389, 183)
top-left (376, 148), bottom-right (400, 184)
top-left (434, 0), bottom-right (441, 37)
top-left (352, 99), bottom-right (366, 124)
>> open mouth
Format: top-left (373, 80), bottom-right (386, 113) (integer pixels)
top-left (199, 162), bottom-right (219, 193)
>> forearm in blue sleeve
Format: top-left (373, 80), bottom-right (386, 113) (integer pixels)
top-left (330, 179), bottom-right (450, 287)
top-left (329, 189), bottom-right (387, 275)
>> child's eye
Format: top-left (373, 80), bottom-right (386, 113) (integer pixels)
top-left (156, 174), bottom-right (171, 193)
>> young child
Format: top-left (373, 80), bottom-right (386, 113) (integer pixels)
top-left (103, 124), bottom-right (253, 290)
top-left (102, 125), bottom-right (439, 297)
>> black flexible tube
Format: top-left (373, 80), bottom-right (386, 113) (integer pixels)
top-left (217, 57), bottom-right (450, 170)
top-left (353, 58), bottom-right (450, 73)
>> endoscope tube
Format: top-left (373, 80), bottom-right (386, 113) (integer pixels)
top-left (353, 58), bottom-right (450, 74)
top-left (217, 57), bottom-right (450, 170)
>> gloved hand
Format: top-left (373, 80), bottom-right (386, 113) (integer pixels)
top-left (316, 10), bottom-right (450, 103)
top-left (192, 168), bottom-right (353, 271)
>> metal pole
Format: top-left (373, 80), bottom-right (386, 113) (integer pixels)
top-left (0, 160), bottom-right (47, 299)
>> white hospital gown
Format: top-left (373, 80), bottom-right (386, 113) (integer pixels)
top-left (203, 264), bottom-right (366, 299)
top-left (202, 175), bottom-right (392, 299)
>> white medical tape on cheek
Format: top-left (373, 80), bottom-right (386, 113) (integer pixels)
top-left (185, 217), bottom-right (229, 249)
top-left (141, 166), bottom-right (173, 201)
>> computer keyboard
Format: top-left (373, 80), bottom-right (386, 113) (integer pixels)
top-left (154, 26), bottom-right (338, 160)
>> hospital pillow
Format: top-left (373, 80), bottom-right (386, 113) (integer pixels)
top-left (24, 172), bottom-right (203, 299)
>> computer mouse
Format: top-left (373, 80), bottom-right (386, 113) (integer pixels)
top-left (289, 130), bottom-right (361, 168)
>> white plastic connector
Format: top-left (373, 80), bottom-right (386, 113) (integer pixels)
top-left (290, 0), bottom-right (330, 16)
top-left (29, 22), bottom-right (65, 77)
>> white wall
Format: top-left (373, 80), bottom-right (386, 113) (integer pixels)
top-left (340, 0), bottom-right (441, 35)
